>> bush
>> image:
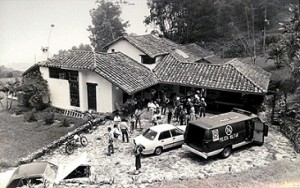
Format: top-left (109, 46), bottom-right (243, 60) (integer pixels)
top-left (24, 110), bottom-right (37, 122)
top-left (60, 118), bottom-right (70, 127)
top-left (44, 112), bottom-right (55, 125)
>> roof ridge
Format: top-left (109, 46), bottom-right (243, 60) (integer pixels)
top-left (227, 58), bottom-right (264, 92)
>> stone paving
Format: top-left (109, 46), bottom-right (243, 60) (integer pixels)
top-left (38, 112), bottom-right (299, 188)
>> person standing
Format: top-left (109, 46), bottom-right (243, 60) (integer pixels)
top-left (186, 98), bottom-right (193, 114)
top-left (178, 106), bottom-right (185, 125)
top-left (134, 107), bottom-right (143, 129)
top-left (161, 94), bottom-right (169, 115)
top-left (129, 114), bottom-right (136, 133)
top-left (114, 112), bottom-right (122, 127)
top-left (199, 98), bottom-right (207, 117)
top-left (194, 96), bottom-right (201, 117)
top-left (134, 145), bottom-right (143, 174)
top-left (113, 124), bottom-right (121, 148)
top-left (167, 106), bottom-right (173, 124)
top-left (107, 127), bottom-right (114, 156)
top-left (120, 121), bottom-right (129, 143)
top-left (190, 106), bottom-right (196, 121)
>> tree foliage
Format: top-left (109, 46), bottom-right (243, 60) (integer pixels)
top-left (87, 0), bottom-right (129, 51)
top-left (267, 3), bottom-right (300, 77)
top-left (21, 69), bottom-right (51, 110)
top-left (145, 0), bottom-right (297, 56)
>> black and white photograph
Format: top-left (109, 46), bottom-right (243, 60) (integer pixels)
top-left (0, 0), bottom-right (300, 187)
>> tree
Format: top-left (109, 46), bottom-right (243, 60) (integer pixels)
top-left (145, 0), bottom-right (297, 56)
top-left (21, 69), bottom-right (51, 110)
top-left (87, 0), bottom-right (129, 51)
top-left (277, 3), bottom-right (300, 77)
top-left (71, 43), bottom-right (93, 51)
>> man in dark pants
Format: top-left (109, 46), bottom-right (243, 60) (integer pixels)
top-left (120, 121), bottom-right (129, 143)
top-left (134, 145), bottom-right (144, 174)
top-left (199, 98), bottom-right (207, 117)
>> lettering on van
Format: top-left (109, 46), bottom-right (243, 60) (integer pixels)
top-left (219, 133), bottom-right (239, 142)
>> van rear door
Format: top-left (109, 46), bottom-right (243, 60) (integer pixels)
top-left (252, 119), bottom-right (265, 145)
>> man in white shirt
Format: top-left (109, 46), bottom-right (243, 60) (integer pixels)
top-left (120, 121), bottom-right (129, 142)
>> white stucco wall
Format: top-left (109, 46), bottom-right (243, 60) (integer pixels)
top-left (107, 40), bottom-right (145, 63)
top-left (40, 67), bottom-right (124, 113)
top-left (80, 70), bottom-right (114, 113)
top-left (107, 40), bottom-right (163, 70)
top-left (40, 67), bottom-right (72, 110)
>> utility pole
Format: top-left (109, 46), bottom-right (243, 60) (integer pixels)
top-left (47, 24), bottom-right (55, 58)
top-left (263, 6), bottom-right (267, 58)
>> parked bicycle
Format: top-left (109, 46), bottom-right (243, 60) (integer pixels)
top-left (65, 134), bottom-right (88, 155)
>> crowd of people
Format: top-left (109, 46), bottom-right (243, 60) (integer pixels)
top-left (106, 89), bottom-right (208, 174)
top-left (147, 89), bottom-right (208, 126)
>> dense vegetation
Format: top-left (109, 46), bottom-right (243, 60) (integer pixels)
top-left (145, 0), bottom-right (298, 58)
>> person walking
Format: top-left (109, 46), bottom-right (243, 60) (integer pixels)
top-left (134, 145), bottom-right (144, 174)
top-left (120, 121), bottom-right (129, 143)
top-left (107, 127), bottom-right (114, 156)
top-left (199, 98), bottom-right (207, 117)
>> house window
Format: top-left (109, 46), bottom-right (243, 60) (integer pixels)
top-left (141, 55), bottom-right (155, 64)
top-left (49, 67), bottom-right (61, 78)
top-left (69, 71), bottom-right (80, 107)
top-left (49, 67), bottom-right (68, 79)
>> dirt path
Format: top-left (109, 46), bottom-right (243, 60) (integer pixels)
top-left (147, 158), bottom-right (300, 188)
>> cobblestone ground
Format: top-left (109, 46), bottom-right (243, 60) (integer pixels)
top-left (38, 111), bottom-right (298, 188)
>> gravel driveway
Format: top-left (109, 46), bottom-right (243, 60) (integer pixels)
top-left (36, 113), bottom-right (299, 188)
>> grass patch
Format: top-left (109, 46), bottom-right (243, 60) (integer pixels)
top-left (0, 108), bottom-right (87, 170)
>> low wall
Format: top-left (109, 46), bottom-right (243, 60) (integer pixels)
top-left (18, 117), bottom-right (105, 165)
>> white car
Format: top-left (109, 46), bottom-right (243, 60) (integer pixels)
top-left (133, 124), bottom-right (186, 155)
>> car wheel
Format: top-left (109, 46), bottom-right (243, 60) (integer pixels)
top-left (80, 136), bottom-right (88, 147)
top-left (154, 147), bottom-right (163, 155)
top-left (220, 146), bottom-right (232, 158)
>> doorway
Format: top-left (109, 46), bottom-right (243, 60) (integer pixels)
top-left (87, 83), bottom-right (97, 111)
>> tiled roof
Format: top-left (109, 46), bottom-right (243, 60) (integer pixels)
top-left (104, 34), bottom-right (179, 58)
top-left (153, 55), bottom-right (270, 94)
top-left (40, 51), bottom-right (158, 94)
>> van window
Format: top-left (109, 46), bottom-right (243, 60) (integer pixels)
top-left (158, 131), bottom-right (171, 140)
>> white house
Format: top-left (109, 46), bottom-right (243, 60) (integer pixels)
top-left (23, 34), bottom-right (271, 113)
top-left (32, 51), bottom-right (158, 113)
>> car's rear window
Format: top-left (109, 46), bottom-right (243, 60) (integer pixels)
top-left (143, 128), bottom-right (158, 140)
